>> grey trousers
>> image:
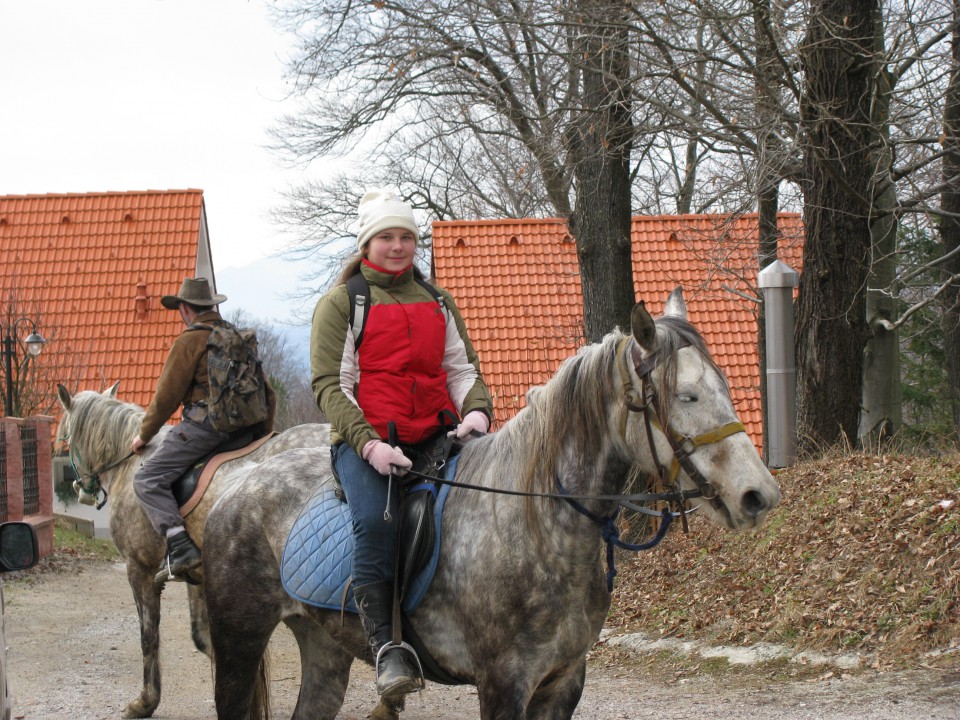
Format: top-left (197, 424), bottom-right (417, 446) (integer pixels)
top-left (133, 417), bottom-right (226, 536)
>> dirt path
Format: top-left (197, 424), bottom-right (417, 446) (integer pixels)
top-left (4, 560), bottom-right (958, 719)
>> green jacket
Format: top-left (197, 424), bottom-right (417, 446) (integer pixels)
top-left (310, 263), bottom-right (492, 454)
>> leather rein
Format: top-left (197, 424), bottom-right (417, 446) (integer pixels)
top-left (408, 335), bottom-right (744, 517)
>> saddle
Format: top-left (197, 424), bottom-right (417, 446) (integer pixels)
top-left (172, 431), bottom-right (275, 517)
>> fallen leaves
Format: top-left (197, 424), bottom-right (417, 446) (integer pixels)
top-left (608, 452), bottom-right (960, 669)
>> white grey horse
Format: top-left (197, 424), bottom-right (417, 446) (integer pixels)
top-left (201, 288), bottom-right (781, 720)
top-left (55, 384), bottom-right (329, 718)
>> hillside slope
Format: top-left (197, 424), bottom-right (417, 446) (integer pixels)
top-left (607, 452), bottom-right (960, 669)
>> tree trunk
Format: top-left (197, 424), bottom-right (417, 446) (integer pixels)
top-left (570, 0), bottom-right (636, 343)
top-left (942, 0), bottom-right (960, 435)
top-left (796, 0), bottom-right (879, 453)
top-left (859, 10), bottom-right (901, 445)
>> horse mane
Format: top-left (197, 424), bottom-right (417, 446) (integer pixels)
top-left (60, 391), bottom-right (145, 470)
top-left (484, 315), bottom-right (721, 501)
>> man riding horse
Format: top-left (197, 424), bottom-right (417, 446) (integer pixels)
top-left (131, 277), bottom-right (276, 583)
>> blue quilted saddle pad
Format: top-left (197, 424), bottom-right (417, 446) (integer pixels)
top-left (280, 457), bottom-right (456, 614)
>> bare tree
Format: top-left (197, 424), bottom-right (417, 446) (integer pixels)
top-left (1, 283), bottom-right (88, 418)
top-left (270, 0), bottom-right (641, 339)
top-left (267, 0), bottom-right (960, 445)
top-left (941, 0), bottom-right (960, 433)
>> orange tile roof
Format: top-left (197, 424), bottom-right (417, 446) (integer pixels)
top-left (432, 213), bottom-right (804, 450)
top-left (1, 190), bottom-right (209, 424)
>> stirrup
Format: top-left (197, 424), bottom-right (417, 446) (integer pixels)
top-left (375, 641), bottom-right (425, 695)
top-left (154, 556), bottom-right (201, 586)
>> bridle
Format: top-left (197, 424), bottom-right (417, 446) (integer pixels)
top-left (617, 335), bottom-right (746, 527)
top-left (67, 444), bottom-right (135, 510)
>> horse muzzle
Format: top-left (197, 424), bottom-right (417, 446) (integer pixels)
top-left (73, 480), bottom-right (98, 507)
top-left (725, 478), bottom-right (781, 530)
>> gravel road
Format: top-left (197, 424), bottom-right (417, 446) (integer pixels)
top-left (4, 560), bottom-right (958, 719)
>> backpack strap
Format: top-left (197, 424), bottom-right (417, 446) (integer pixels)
top-left (347, 273), bottom-right (447, 350)
top-left (346, 273), bottom-right (371, 350)
top-left (415, 276), bottom-right (446, 315)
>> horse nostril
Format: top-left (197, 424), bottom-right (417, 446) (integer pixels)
top-left (742, 490), bottom-right (767, 517)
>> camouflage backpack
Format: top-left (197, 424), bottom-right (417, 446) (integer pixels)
top-left (193, 320), bottom-right (270, 433)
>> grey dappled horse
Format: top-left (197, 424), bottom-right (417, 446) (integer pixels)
top-left (202, 288), bottom-right (781, 720)
top-left (55, 384), bottom-right (329, 719)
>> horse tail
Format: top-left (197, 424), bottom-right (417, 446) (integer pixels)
top-left (211, 647), bottom-right (271, 720)
top-left (250, 651), bottom-right (271, 720)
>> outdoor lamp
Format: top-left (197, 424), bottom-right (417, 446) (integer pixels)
top-left (2, 319), bottom-right (47, 418)
top-left (23, 332), bottom-right (46, 357)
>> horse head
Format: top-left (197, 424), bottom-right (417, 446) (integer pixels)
top-left (626, 288), bottom-right (780, 531)
top-left (56, 383), bottom-right (140, 507)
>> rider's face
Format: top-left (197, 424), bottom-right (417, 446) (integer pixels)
top-left (365, 228), bottom-right (416, 273)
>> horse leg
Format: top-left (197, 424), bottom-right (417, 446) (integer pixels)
top-left (187, 584), bottom-right (212, 658)
top-left (526, 660), bottom-right (586, 720)
top-left (209, 604), bottom-right (276, 719)
top-left (123, 564), bottom-right (162, 719)
top-left (204, 532), bottom-right (283, 720)
top-left (283, 615), bottom-right (355, 720)
top-left (475, 671), bottom-right (534, 720)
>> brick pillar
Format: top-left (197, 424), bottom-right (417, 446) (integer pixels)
top-left (26, 416), bottom-right (54, 558)
top-left (0, 417), bottom-right (54, 558)
top-left (1, 419), bottom-right (24, 522)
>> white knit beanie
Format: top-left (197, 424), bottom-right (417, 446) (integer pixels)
top-left (354, 188), bottom-right (420, 251)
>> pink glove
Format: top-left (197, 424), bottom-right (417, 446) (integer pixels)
top-left (449, 410), bottom-right (490, 441)
top-left (362, 440), bottom-right (412, 476)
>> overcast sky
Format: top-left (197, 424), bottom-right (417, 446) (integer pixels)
top-left (1, 0), bottom-right (317, 324)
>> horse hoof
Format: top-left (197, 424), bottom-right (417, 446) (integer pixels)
top-left (122, 700), bottom-right (156, 719)
top-left (369, 696), bottom-right (404, 720)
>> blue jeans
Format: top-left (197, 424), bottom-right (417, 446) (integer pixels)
top-left (331, 442), bottom-right (399, 588)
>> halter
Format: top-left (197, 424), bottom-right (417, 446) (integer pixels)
top-left (68, 447), bottom-right (136, 510)
top-left (616, 335), bottom-right (746, 526)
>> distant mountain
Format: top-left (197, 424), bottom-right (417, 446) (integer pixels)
top-left (217, 256), bottom-right (315, 370)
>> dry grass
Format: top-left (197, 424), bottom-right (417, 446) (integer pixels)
top-left (607, 452), bottom-right (960, 669)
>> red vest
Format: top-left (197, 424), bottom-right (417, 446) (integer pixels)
top-left (355, 298), bottom-right (456, 445)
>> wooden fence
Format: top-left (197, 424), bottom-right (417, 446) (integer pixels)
top-left (0, 416), bottom-right (55, 557)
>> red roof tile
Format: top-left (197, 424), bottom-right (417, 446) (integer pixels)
top-left (433, 214), bottom-right (804, 450)
top-left (1, 190), bottom-right (211, 424)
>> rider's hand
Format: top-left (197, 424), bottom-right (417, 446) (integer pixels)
top-left (449, 410), bottom-right (490, 441)
top-left (130, 435), bottom-right (148, 455)
top-left (362, 440), bottom-right (412, 476)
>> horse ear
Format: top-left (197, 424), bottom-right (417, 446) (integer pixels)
top-left (663, 286), bottom-right (687, 319)
top-left (630, 301), bottom-right (658, 352)
top-left (103, 382), bottom-right (120, 398)
top-left (57, 384), bottom-right (72, 410)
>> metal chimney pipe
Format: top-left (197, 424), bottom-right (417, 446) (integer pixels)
top-left (758, 260), bottom-right (799, 468)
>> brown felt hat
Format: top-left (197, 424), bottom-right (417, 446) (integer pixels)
top-left (160, 277), bottom-right (227, 310)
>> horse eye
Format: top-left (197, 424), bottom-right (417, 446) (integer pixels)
top-left (678, 394), bottom-right (698, 403)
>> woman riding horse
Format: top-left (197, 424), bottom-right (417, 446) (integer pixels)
top-left (310, 188), bottom-right (493, 696)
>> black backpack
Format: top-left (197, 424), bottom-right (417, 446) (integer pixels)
top-left (346, 273), bottom-right (446, 349)
top-left (192, 320), bottom-right (270, 433)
